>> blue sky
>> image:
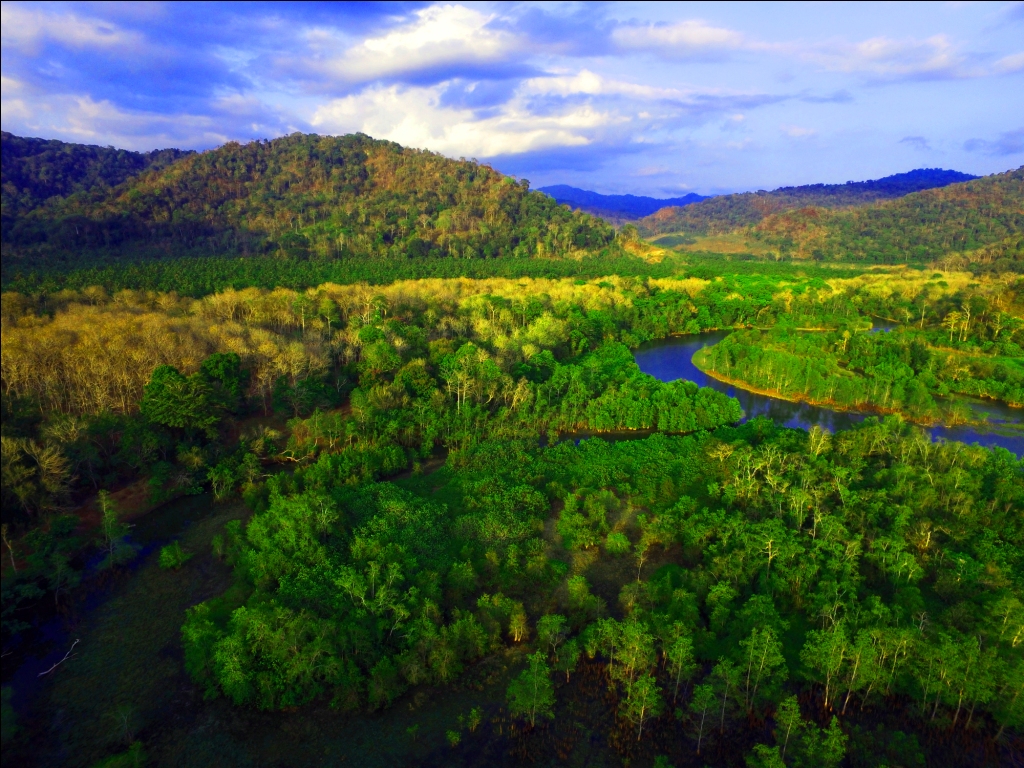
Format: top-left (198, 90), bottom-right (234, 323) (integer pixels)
top-left (2, 1), bottom-right (1022, 194)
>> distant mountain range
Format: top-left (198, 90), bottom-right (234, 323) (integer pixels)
top-left (540, 169), bottom-right (980, 225)
top-left (639, 166), bottom-right (1022, 269)
top-left (636, 168), bottom-right (980, 236)
top-left (748, 168), bottom-right (1022, 265)
top-left (537, 185), bottom-right (708, 221)
top-left (1, 128), bottom-right (1017, 271)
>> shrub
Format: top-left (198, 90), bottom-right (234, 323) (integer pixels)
top-left (158, 541), bottom-right (193, 570)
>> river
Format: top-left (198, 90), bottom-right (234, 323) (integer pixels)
top-left (633, 331), bottom-right (1024, 456)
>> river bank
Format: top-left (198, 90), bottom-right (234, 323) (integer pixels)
top-left (633, 332), bottom-right (1023, 455)
top-left (690, 347), bottom-right (976, 429)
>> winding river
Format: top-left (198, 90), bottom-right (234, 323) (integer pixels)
top-left (633, 331), bottom-right (1024, 456)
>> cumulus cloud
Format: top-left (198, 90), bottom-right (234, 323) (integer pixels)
top-left (311, 82), bottom-right (602, 157)
top-left (1, 1), bottom-right (1020, 191)
top-left (300, 4), bottom-right (520, 86)
top-left (0, 76), bottom-right (291, 150)
top-left (309, 68), bottom-right (782, 159)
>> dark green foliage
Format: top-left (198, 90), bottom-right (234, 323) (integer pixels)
top-left (700, 321), bottom-right (1024, 418)
top-left (140, 366), bottom-right (222, 438)
top-left (750, 168), bottom-right (1024, 264)
top-left (87, 742), bottom-right (146, 768)
top-left (178, 413), bottom-right (1023, 764)
top-left (1, 252), bottom-right (876, 296)
top-left (3, 132), bottom-right (615, 267)
top-left (1, 130), bottom-right (191, 225)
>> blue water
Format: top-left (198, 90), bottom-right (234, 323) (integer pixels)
top-left (634, 332), bottom-right (1024, 456)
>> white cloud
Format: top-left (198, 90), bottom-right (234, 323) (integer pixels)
top-left (993, 51), bottom-right (1024, 73)
top-left (519, 69), bottom-right (777, 116)
top-left (611, 17), bottom-right (1013, 81)
top-left (613, 19), bottom-right (753, 56)
top-left (521, 69), bottom-right (690, 101)
top-left (310, 82), bottom-right (603, 157)
top-left (0, 75), bottom-right (32, 121)
top-left (0, 3), bottom-right (143, 53)
top-left (308, 67), bottom-right (779, 158)
top-left (309, 4), bottom-right (517, 84)
top-left (805, 34), bottom-right (974, 79)
top-left (0, 84), bottom-right (239, 150)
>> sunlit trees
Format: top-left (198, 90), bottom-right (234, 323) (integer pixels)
top-left (507, 652), bottom-right (555, 727)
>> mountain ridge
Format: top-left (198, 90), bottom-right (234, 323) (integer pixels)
top-left (1, 131), bottom-right (194, 228)
top-left (538, 184), bottom-right (708, 220)
top-left (1, 132), bottom-right (615, 266)
top-left (637, 168), bottom-right (980, 237)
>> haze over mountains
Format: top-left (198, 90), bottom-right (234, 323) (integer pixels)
top-left (1, 130), bottom-right (1020, 272)
top-left (540, 169), bottom-right (978, 223)
top-left (537, 185), bottom-right (708, 221)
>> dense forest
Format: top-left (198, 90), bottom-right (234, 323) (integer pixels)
top-left (1, 133), bottom-right (615, 268)
top-left (698, 324), bottom-right (1023, 423)
top-left (2, 263), bottom-right (1021, 766)
top-left (636, 169), bottom-right (978, 237)
top-left (1, 130), bottom-right (1022, 768)
top-left (639, 169), bottom-right (1024, 270)
top-left (1, 132), bottom-right (192, 230)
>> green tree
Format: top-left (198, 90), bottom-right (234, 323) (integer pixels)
top-left (689, 683), bottom-right (716, 755)
top-left (621, 672), bottom-right (663, 741)
top-left (536, 614), bottom-right (568, 659)
top-left (554, 638), bottom-right (581, 681)
top-left (98, 490), bottom-right (133, 568)
top-left (711, 658), bottom-right (741, 734)
top-left (140, 365), bottom-right (220, 438)
top-left (746, 743), bottom-right (786, 768)
top-left (507, 651), bottom-right (555, 727)
top-left (801, 622), bottom-right (849, 711)
top-left (740, 626), bottom-right (788, 712)
top-left (665, 628), bottom-right (696, 703)
top-left (775, 694), bottom-right (802, 762)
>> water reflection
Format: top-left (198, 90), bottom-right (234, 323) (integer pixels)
top-left (633, 332), bottom-right (1024, 456)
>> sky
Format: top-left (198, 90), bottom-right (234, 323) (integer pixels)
top-left (2, 1), bottom-right (1022, 195)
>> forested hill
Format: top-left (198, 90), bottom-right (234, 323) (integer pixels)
top-left (637, 168), bottom-right (979, 237)
top-left (1, 131), bottom-right (192, 228)
top-left (538, 184), bottom-right (708, 220)
top-left (750, 166), bottom-right (1024, 264)
top-left (1, 132), bottom-right (615, 265)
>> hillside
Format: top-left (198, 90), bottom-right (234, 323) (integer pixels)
top-left (2, 132), bottom-right (615, 265)
top-left (637, 168), bottom-right (978, 238)
top-left (1, 131), bottom-right (192, 231)
top-left (751, 167), bottom-right (1024, 264)
top-left (538, 184), bottom-right (707, 220)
